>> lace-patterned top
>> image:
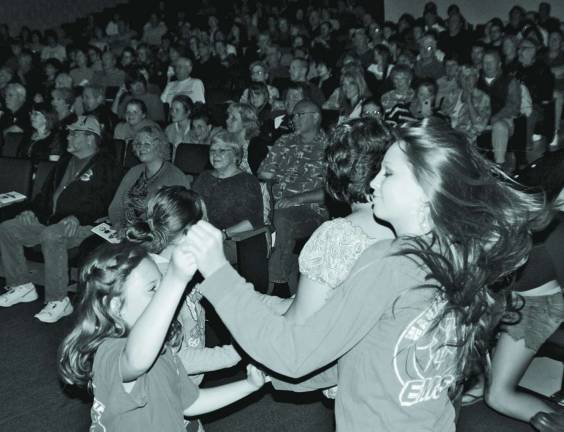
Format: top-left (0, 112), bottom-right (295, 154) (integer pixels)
top-left (298, 218), bottom-right (379, 290)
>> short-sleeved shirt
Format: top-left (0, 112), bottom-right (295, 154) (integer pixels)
top-left (90, 338), bottom-right (198, 432)
top-left (299, 218), bottom-right (379, 290)
top-left (258, 130), bottom-right (328, 216)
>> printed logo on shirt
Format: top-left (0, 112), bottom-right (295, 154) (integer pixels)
top-left (393, 300), bottom-right (457, 407)
top-left (89, 397), bottom-right (107, 431)
top-left (80, 169), bottom-right (94, 182)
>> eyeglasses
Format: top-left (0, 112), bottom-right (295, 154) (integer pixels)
top-left (210, 148), bottom-right (234, 155)
top-left (292, 111), bottom-right (317, 119)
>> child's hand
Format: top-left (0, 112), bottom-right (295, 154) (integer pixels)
top-left (246, 364), bottom-right (268, 390)
top-left (170, 234), bottom-right (198, 281)
top-left (185, 221), bottom-right (228, 278)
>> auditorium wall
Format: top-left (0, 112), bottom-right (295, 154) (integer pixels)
top-left (385, 0), bottom-right (564, 26)
top-left (0, 0), bottom-right (128, 32)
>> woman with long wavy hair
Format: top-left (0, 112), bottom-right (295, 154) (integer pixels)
top-left (182, 118), bottom-right (548, 431)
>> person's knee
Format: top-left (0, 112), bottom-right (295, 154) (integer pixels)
top-left (492, 120), bottom-right (508, 136)
top-left (39, 225), bottom-right (64, 244)
top-left (0, 218), bottom-right (21, 239)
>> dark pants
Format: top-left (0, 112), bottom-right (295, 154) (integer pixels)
top-left (269, 206), bottom-right (326, 294)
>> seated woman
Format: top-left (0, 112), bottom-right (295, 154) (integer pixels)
top-left (239, 61), bottom-right (280, 106)
top-left (440, 65), bottom-right (491, 144)
top-left (484, 153), bottom-right (564, 432)
top-left (108, 125), bottom-right (189, 232)
top-left (113, 98), bottom-right (158, 142)
top-left (50, 88), bottom-right (78, 142)
top-left (380, 64), bottom-right (415, 113)
top-left (225, 102), bottom-right (260, 173)
top-left (17, 103), bottom-right (62, 162)
top-left (247, 82), bottom-right (273, 126)
top-left (164, 94), bottom-right (193, 156)
top-left (192, 130), bottom-right (263, 259)
top-left (69, 47), bottom-right (93, 87)
top-left (285, 119), bottom-right (396, 322)
top-left (386, 79), bottom-right (445, 127)
top-left (324, 66), bottom-right (371, 124)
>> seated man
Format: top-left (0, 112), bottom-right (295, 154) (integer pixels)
top-left (82, 84), bottom-right (119, 142)
top-left (0, 116), bottom-right (121, 323)
top-left (258, 100), bottom-right (328, 293)
top-left (477, 49), bottom-right (521, 167)
top-left (161, 57), bottom-right (206, 106)
top-left (0, 83), bottom-right (30, 137)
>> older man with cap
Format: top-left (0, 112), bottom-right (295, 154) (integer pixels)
top-left (0, 115), bottom-right (122, 323)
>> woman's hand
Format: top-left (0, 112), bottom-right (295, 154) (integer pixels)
top-left (185, 221), bottom-right (228, 278)
top-left (170, 233), bottom-right (198, 281)
top-left (246, 364), bottom-right (268, 390)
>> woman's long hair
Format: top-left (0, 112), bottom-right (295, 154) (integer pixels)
top-left (395, 118), bottom-right (550, 383)
top-left (126, 186), bottom-right (206, 254)
top-left (58, 243), bottom-right (148, 389)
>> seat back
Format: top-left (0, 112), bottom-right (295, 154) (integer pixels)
top-left (0, 157), bottom-right (33, 196)
top-left (1, 132), bottom-right (24, 157)
top-left (32, 160), bottom-right (57, 199)
top-left (234, 227), bottom-right (271, 294)
top-left (173, 144), bottom-right (211, 176)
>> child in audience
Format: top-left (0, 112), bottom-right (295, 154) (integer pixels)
top-left (58, 241), bottom-right (265, 432)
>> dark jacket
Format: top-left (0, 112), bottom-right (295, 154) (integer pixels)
top-left (30, 151), bottom-right (122, 225)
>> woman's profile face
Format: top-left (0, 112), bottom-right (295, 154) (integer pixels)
top-left (170, 101), bottom-right (188, 123)
top-left (370, 142), bottom-right (429, 234)
top-left (209, 140), bottom-right (238, 171)
top-left (226, 109), bottom-right (243, 133)
top-left (342, 77), bottom-right (359, 101)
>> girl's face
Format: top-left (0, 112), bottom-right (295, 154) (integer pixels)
top-left (170, 101), bottom-right (189, 123)
top-left (75, 51), bottom-right (87, 67)
top-left (249, 90), bottom-right (267, 109)
top-left (51, 91), bottom-right (67, 111)
top-left (393, 72), bottom-right (411, 92)
top-left (370, 142), bottom-right (429, 235)
top-left (342, 77), bottom-right (359, 101)
top-left (125, 103), bottom-right (145, 126)
top-left (119, 258), bottom-right (161, 329)
top-left (191, 118), bottom-right (211, 142)
top-left (226, 109), bottom-right (243, 133)
top-left (31, 110), bottom-right (47, 131)
top-left (210, 141), bottom-right (238, 171)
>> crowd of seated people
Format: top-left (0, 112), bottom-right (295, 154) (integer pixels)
top-left (0, 1), bottom-right (563, 431)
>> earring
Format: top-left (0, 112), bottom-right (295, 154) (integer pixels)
top-left (416, 201), bottom-right (431, 233)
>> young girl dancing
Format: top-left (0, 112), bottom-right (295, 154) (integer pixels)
top-left (58, 241), bottom-right (265, 432)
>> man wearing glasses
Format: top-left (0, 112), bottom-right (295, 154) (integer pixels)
top-left (0, 116), bottom-right (121, 323)
top-left (258, 100), bottom-right (328, 294)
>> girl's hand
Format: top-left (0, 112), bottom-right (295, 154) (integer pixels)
top-left (170, 234), bottom-right (198, 281)
top-left (185, 221), bottom-right (228, 278)
top-left (246, 364), bottom-right (268, 390)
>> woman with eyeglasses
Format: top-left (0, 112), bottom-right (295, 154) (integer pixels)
top-left (192, 130), bottom-right (263, 252)
top-left (108, 125), bottom-right (189, 234)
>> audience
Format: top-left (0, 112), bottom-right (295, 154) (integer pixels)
top-left (0, 2), bottom-right (563, 431)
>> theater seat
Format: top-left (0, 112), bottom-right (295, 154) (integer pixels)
top-left (231, 226), bottom-right (272, 295)
top-left (173, 143), bottom-right (211, 177)
top-left (0, 157), bottom-right (34, 221)
top-left (1, 133), bottom-right (24, 157)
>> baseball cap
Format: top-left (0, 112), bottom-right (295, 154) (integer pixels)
top-left (67, 115), bottom-right (102, 137)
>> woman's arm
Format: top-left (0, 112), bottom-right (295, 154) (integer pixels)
top-left (224, 219), bottom-right (253, 237)
top-left (178, 345), bottom-right (241, 375)
top-left (186, 221), bottom-right (401, 378)
top-left (283, 276), bottom-right (332, 324)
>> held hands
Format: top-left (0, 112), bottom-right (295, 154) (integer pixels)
top-left (185, 221), bottom-right (228, 278)
top-left (16, 210), bottom-right (38, 226)
top-left (170, 232), bottom-right (198, 282)
top-left (61, 216), bottom-right (80, 237)
top-left (246, 364), bottom-right (269, 390)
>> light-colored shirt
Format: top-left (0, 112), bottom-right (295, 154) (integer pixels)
top-left (161, 78), bottom-right (206, 105)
